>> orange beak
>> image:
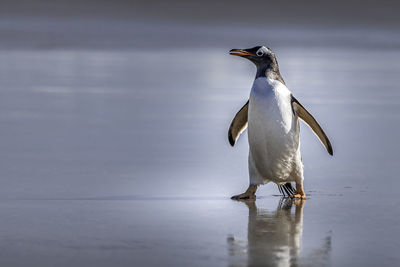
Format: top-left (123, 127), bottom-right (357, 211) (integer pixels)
top-left (229, 49), bottom-right (256, 57)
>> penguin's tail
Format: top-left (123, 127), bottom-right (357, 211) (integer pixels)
top-left (278, 183), bottom-right (295, 197)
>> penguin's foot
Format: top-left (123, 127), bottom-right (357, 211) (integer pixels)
top-left (290, 193), bottom-right (306, 199)
top-left (231, 184), bottom-right (258, 200)
top-left (231, 192), bottom-right (256, 200)
top-left (290, 182), bottom-right (306, 199)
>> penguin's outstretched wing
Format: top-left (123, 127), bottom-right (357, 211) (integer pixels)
top-left (291, 95), bottom-right (333, 155)
top-left (228, 101), bottom-right (248, 146)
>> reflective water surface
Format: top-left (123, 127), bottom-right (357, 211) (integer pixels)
top-left (0, 25), bottom-right (399, 266)
top-left (228, 199), bottom-right (332, 267)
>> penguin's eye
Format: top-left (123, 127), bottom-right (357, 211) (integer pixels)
top-left (256, 50), bottom-right (264, 56)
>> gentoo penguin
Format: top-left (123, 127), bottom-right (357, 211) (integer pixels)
top-left (228, 46), bottom-right (333, 199)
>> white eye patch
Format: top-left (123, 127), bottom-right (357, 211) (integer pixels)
top-left (256, 47), bottom-right (268, 57)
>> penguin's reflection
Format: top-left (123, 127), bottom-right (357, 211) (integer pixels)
top-left (251, 198), bottom-right (304, 266)
top-left (228, 198), bottom-right (310, 266)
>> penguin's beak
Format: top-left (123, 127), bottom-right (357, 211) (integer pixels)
top-left (229, 49), bottom-right (256, 57)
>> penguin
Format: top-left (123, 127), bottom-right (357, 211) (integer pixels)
top-left (228, 46), bottom-right (333, 199)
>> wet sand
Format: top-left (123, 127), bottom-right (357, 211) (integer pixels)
top-left (0, 42), bottom-right (399, 266)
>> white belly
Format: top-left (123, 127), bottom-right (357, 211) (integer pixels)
top-left (248, 77), bottom-right (302, 184)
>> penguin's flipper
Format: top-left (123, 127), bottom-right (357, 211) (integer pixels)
top-left (228, 100), bottom-right (249, 146)
top-left (291, 95), bottom-right (333, 155)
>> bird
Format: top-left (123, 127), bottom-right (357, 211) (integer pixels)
top-left (228, 46), bottom-right (333, 199)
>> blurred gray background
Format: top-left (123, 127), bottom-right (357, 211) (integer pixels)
top-left (0, 1), bottom-right (399, 266)
top-left (0, 0), bottom-right (399, 49)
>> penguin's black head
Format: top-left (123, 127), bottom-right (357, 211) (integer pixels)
top-left (229, 45), bottom-right (283, 81)
top-left (229, 46), bottom-right (276, 66)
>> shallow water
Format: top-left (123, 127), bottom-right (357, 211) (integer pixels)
top-left (0, 30), bottom-right (399, 266)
